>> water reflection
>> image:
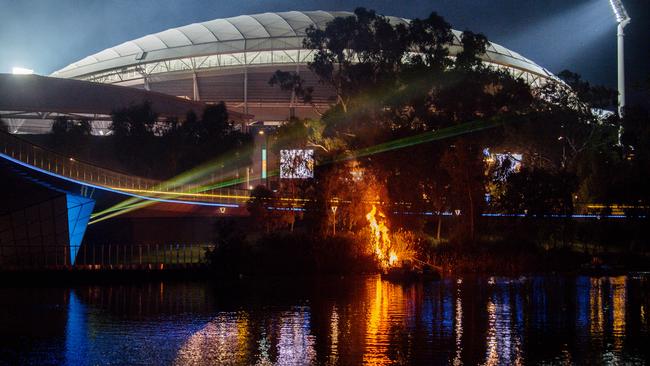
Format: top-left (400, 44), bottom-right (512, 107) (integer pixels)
top-left (64, 291), bottom-right (88, 366)
top-left (0, 275), bottom-right (648, 365)
top-left (453, 279), bottom-right (463, 366)
top-left (483, 280), bottom-right (524, 366)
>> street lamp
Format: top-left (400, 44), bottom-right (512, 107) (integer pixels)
top-left (609, 0), bottom-right (631, 117)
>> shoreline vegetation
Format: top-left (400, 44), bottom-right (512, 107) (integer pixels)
top-left (204, 217), bottom-right (650, 279)
top-left (1, 249), bottom-right (647, 286)
top-left (2, 216), bottom-right (649, 285)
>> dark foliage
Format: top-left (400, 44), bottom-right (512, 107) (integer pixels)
top-left (262, 8), bottom-right (649, 260)
top-left (108, 101), bottom-right (250, 178)
top-left (207, 230), bottom-right (376, 276)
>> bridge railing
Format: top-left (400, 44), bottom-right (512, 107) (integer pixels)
top-left (0, 243), bottom-right (215, 270)
top-left (0, 130), bottom-right (250, 204)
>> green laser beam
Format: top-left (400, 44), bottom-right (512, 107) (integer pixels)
top-left (330, 116), bottom-right (510, 164)
top-left (91, 115), bottom-right (518, 223)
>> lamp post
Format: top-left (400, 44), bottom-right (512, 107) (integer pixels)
top-left (609, 0), bottom-right (631, 117)
top-left (331, 205), bottom-right (338, 236)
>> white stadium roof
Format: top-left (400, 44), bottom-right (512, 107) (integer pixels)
top-left (52, 11), bottom-right (556, 82)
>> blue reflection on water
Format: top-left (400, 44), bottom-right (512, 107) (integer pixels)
top-left (64, 290), bottom-right (87, 366)
top-left (576, 276), bottom-right (590, 328)
top-left (1, 275), bottom-right (648, 365)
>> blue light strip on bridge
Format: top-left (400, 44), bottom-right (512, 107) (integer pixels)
top-left (66, 194), bottom-right (95, 265)
top-left (0, 152), bottom-right (239, 208)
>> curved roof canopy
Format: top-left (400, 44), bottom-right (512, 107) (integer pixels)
top-left (53, 11), bottom-right (555, 81)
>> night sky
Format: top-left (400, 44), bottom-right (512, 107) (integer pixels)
top-left (1, 0), bottom-right (648, 104)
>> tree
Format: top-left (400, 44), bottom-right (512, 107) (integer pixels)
top-left (558, 70), bottom-right (618, 110)
top-left (207, 218), bottom-right (248, 276)
top-left (201, 102), bottom-right (230, 140)
top-left (268, 8), bottom-right (546, 243)
top-left (246, 185), bottom-right (277, 233)
top-left (269, 70), bottom-right (314, 117)
top-left (107, 100), bottom-right (251, 179)
top-left (406, 12), bottom-right (454, 71)
top-left (109, 101), bottom-right (160, 177)
top-left (176, 102), bottom-right (250, 175)
top-left (271, 9), bottom-right (640, 249)
top-left (494, 167), bottom-right (577, 216)
top-left (50, 116), bottom-right (92, 154)
top-left (51, 116), bottom-right (71, 136)
top-left (454, 31), bottom-right (488, 70)
top-left (303, 7), bottom-right (409, 113)
top-left (620, 106), bottom-right (650, 208)
top-left (110, 100), bottom-right (158, 139)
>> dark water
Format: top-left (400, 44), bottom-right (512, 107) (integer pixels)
top-left (0, 274), bottom-right (649, 365)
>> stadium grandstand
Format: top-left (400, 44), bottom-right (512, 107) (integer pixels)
top-left (51, 10), bottom-right (559, 123)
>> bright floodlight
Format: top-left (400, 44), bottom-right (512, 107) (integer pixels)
top-left (12, 67), bottom-right (34, 75)
top-left (609, 0), bottom-right (631, 117)
top-left (609, 0), bottom-right (630, 23)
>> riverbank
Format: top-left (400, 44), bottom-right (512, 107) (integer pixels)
top-left (0, 265), bottom-right (212, 285)
top-left (206, 229), bottom-right (650, 278)
top-left (429, 246), bottom-right (650, 276)
top-left (1, 259), bottom-right (648, 287)
top-left (2, 233), bottom-right (648, 283)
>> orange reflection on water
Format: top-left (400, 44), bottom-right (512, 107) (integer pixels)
top-left (610, 276), bottom-right (627, 352)
top-left (589, 276), bottom-right (627, 361)
top-left (590, 278), bottom-right (604, 338)
top-left (329, 305), bottom-right (340, 365)
top-left (362, 276), bottom-right (417, 365)
top-left (363, 277), bottom-right (393, 365)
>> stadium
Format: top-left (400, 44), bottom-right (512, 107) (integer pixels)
top-left (52, 10), bottom-right (558, 124)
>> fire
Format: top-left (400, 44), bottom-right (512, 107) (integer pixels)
top-left (388, 252), bottom-right (398, 266)
top-left (366, 205), bottom-right (398, 269)
top-left (365, 204), bottom-right (418, 269)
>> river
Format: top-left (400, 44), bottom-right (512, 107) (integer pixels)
top-left (0, 274), bottom-right (648, 365)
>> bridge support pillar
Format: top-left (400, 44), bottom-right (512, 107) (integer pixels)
top-left (66, 194), bottom-right (95, 266)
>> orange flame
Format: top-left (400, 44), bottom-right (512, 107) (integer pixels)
top-left (366, 205), bottom-right (398, 268)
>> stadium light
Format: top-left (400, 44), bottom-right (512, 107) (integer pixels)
top-left (609, 0), bottom-right (630, 117)
top-left (12, 67), bottom-right (34, 75)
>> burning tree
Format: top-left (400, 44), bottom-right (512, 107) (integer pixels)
top-left (365, 204), bottom-right (416, 269)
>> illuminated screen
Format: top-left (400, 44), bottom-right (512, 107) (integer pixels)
top-left (280, 149), bottom-right (314, 179)
top-left (494, 153), bottom-right (522, 174)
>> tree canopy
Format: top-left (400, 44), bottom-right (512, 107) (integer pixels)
top-left (267, 7), bottom-right (639, 244)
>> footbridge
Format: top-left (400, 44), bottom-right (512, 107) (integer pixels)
top-left (0, 130), bottom-right (251, 208)
top-left (0, 130), bottom-right (258, 267)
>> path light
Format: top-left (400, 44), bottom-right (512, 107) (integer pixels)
top-left (331, 205), bottom-right (338, 235)
top-left (609, 0), bottom-right (631, 117)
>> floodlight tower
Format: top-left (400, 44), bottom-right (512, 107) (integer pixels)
top-left (609, 0), bottom-right (631, 117)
